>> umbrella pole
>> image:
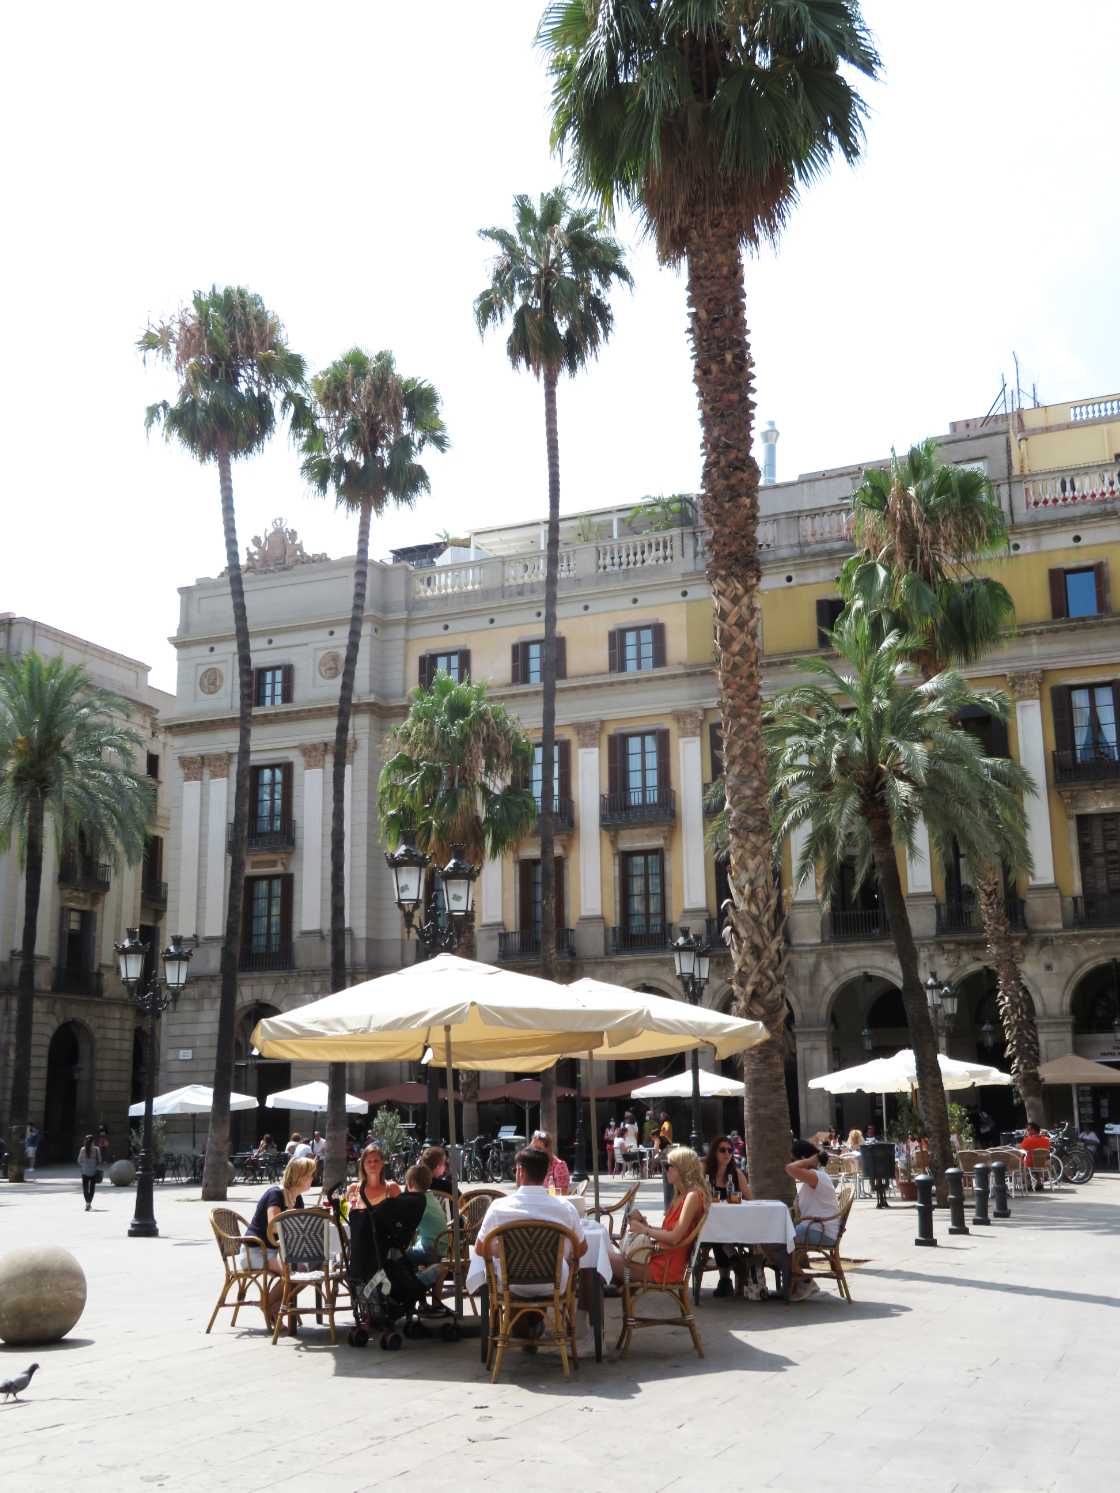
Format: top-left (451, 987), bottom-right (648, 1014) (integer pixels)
top-left (1072, 1084), bottom-right (1080, 1132)
top-left (587, 1050), bottom-right (600, 1216)
top-left (444, 1024), bottom-right (463, 1320)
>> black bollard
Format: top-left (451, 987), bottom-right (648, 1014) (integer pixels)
top-left (945, 1167), bottom-right (970, 1236)
top-left (991, 1160), bottom-right (1011, 1219)
top-left (972, 1162), bottom-right (991, 1226)
top-left (914, 1171), bottom-right (937, 1247)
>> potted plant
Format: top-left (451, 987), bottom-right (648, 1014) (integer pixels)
top-left (887, 1100), bottom-right (924, 1201)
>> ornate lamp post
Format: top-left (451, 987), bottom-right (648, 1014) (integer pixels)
top-left (925, 972), bottom-right (957, 1054)
top-left (673, 926), bottom-right (711, 1154)
top-left (386, 840), bottom-right (479, 1146)
top-left (861, 1024), bottom-right (874, 1054)
top-left (115, 928), bottom-right (192, 1238)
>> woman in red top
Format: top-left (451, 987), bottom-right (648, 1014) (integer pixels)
top-left (609, 1147), bottom-right (707, 1284)
top-left (530, 1130), bottom-right (571, 1194)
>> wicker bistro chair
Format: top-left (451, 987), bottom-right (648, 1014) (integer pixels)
top-left (591, 1179), bottom-right (640, 1242)
top-left (617, 1201), bottom-right (709, 1360)
top-left (955, 1150), bottom-right (990, 1192)
top-left (268, 1207), bottom-right (343, 1345)
top-left (436, 1193), bottom-right (496, 1316)
top-left (1025, 1147), bottom-right (1055, 1192)
top-left (792, 1184), bottom-right (856, 1303)
top-left (483, 1219), bottom-right (582, 1383)
top-left (988, 1148), bottom-right (1027, 1196)
top-left (206, 1209), bottom-right (270, 1333)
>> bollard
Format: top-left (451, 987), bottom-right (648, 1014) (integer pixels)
top-left (972, 1162), bottom-right (991, 1226)
top-left (914, 1171), bottom-right (937, 1247)
top-left (945, 1167), bottom-right (970, 1235)
top-left (990, 1160), bottom-right (1011, 1219)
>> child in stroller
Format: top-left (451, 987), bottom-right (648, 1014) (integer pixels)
top-left (333, 1180), bottom-right (460, 1350)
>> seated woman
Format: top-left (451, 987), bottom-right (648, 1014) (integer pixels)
top-left (346, 1143), bottom-right (401, 1212)
top-left (786, 1140), bottom-right (842, 1301)
top-left (530, 1130), bottom-right (571, 1194)
top-left (242, 1155), bottom-right (318, 1328)
top-left (421, 1144), bottom-right (452, 1197)
top-left (703, 1135), bottom-right (752, 1298)
top-left (609, 1147), bottom-right (707, 1286)
top-left (252, 1133), bottom-right (274, 1159)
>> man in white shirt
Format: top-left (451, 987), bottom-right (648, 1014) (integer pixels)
top-left (312, 1131), bottom-right (326, 1159)
top-left (475, 1147), bottom-right (587, 1300)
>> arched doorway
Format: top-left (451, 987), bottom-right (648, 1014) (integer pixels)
top-left (233, 1003), bottom-right (290, 1151)
top-left (827, 975), bottom-right (903, 1136)
top-left (44, 1020), bottom-right (95, 1160)
top-left (1070, 963), bottom-right (1120, 1151)
top-left (950, 968), bottom-right (1035, 1135)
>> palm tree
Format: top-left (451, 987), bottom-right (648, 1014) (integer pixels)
top-left (539, 0), bottom-right (880, 1200)
top-left (378, 675), bottom-right (537, 1137)
top-left (139, 286), bottom-right (308, 1200)
top-left (767, 620), bottom-right (1035, 1195)
top-left (300, 348), bottom-right (448, 1188)
top-left (475, 188), bottom-right (631, 1140)
top-left (841, 440), bottom-right (1045, 1122)
top-left (0, 653), bottom-right (153, 1181)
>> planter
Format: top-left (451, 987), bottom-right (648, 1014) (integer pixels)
top-left (897, 1178), bottom-right (918, 1202)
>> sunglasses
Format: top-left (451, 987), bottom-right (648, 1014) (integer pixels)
top-left (717, 1146), bottom-right (732, 1154)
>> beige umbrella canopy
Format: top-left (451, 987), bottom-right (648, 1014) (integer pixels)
top-left (1037, 1055), bottom-right (1120, 1085)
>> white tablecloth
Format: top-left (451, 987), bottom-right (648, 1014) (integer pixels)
top-left (464, 1217), bottom-right (611, 1295)
top-left (700, 1200), bottom-right (795, 1252)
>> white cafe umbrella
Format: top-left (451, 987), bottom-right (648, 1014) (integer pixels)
top-left (632, 1069), bottom-right (746, 1100)
top-left (128, 1083), bottom-right (258, 1150)
top-left (809, 1049), bottom-right (1011, 1096)
top-left (265, 1080), bottom-right (368, 1115)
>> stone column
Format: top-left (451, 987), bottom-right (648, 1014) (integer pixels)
top-left (787, 754), bottom-right (823, 946)
top-left (177, 756), bottom-right (204, 938)
top-left (300, 743), bottom-right (327, 932)
top-left (904, 817), bottom-right (937, 939)
top-left (1008, 671), bottom-right (1061, 928)
top-left (343, 738), bottom-right (355, 928)
top-left (202, 753), bottom-right (230, 938)
top-left (797, 1023), bottom-right (833, 1135)
top-left (574, 720), bottom-right (604, 958)
top-left (673, 710), bottom-right (708, 927)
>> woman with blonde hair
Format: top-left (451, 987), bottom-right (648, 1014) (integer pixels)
top-left (845, 1128), bottom-right (865, 1151)
top-left (609, 1146), bottom-right (707, 1284)
top-left (242, 1155), bottom-right (318, 1328)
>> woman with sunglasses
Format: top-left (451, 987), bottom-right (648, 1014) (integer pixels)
top-left (703, 1135), bottom-right (752, 1298)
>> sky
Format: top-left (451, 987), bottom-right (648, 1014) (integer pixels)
top-left (3, 1), bottom-right (1118, 693)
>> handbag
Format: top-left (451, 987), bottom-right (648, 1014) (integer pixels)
top-left (94, 1169), bottom-right (104, 1184)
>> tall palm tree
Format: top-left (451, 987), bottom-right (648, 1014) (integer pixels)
top-left (0, 653), bottom-right (153, 1181)
top-left (140, 286), bottom-right (308, 1200)
top-left (842, 440), bottom-right (1045, 1122)
top-left (378, 675), bottom-right (537, 1137)
top-left (767, 619), bottom-right (1034, 1195)
top-left (539, 0), bottom-right (880, 1200)
top-left (475, 188), bottom-right (631, 1140)
top-left (300, 348), bottom-right (448, 1188)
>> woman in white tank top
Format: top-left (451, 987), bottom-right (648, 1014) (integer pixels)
top-left (786, 1140), bottom-right (842, 1299)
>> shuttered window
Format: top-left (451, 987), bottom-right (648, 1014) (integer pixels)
top-left (419, 649), bottom-right (470, 687)
top-left (518, 858), bottom-right (566, 933)
top-left (621, 850), bottom-right (664, 932)
top-left (242, 875), bottom-right (293, 956)
top-left (1052, 683), bottom-right (1120, 764)
top-left (1077, 814), bottom-right (1120, 897)
top-left (251, 763), bottom-right (291, 834)
top-left (254, 665), bottom-right (293, 706)
top-left (530, 739), bottom-right (571, 807)
top-left (1049, 562), bottom-right (1110, 620)
top-left (608, 623), bottom-right (666, 673)
top-left (815, 598), bottom-right (845, 646)
top-left (512, 637), bottom-right (566, 684)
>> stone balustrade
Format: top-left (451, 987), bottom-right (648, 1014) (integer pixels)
top-left (1016, 467), bottom-right (1120, 514)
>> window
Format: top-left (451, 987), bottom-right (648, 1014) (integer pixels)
top-left (530, 740), bottom-right (571, 809)
top-left (254, 665), bottom-right (293, 706)
top-left (1049, 562), bottom-right (1110, 620)
top-left (624, 732), bottom-right (661, 805)
top-left (146, 752), bottom-right (160, 780)
top-left (512, 637), bottom-right (566, 685)
top-left (242, 875), bottom-right (293, 965)
top-left (419, 649), bottom-right (470, 687)
top-left (1052, 683), bottom-right (1120, 773)
top-left (518, 858), bottom-right (566, 934)
top-left (608, 623), bottom-right (666, 673)
top-left (142, 835), bottom-right (163, 888)
top-left (622, 850), bottom-right (664, 933)
top-left (605, 729), bottom-right (671, 815)
top-left (957, 705), bottom-right (1010, 758)
top-left (815, 598), bottom-right (845, 647)
top-left (709, 723), bottom-right (723, 782)
top-left (1077, 814), bottom-right (1120, 898)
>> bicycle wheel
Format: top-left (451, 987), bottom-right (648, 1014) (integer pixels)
top-left (1064, 1145), bottom-right (1094, 1184)
top-left (485, 1146), bottom-right (504, 1184)
top-left (1048, 1153), bottom-right (1064, 1186)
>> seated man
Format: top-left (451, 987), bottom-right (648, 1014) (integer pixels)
top-left (1019, 1122), bottom-right (1051, 1189)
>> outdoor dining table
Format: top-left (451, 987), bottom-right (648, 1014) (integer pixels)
top-left (695, 1200), bottom-right (796, 1303)
top-left (468, 1216), bottom-right (613, 1364)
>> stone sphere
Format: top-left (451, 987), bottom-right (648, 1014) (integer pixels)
top-left (109, 1159), bottom-right (136, 1186)
top-left (0, 1246), bottom-right (87, 1345)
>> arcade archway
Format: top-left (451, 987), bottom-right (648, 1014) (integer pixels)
top-left (44, 1020), bottom-right (95, 1160)
top-left (233, 1003), bottom-right (289, 1151)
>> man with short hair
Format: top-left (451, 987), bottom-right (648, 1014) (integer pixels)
top-left (311, 1130), bottom-right (326, 1160)
top-left (422, 1145), bottom-right (452, 1197)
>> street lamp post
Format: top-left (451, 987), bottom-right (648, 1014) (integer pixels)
top-left (925, 972), bottom-right (957, 1055)
top-left (114, 928), bottom-right (192, 1238)
top-left (673, 927), bottom-right (711, 1154)
top-left (386, 840), bottom-right (479, 1147)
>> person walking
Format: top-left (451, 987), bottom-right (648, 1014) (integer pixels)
top-left (96, 1125), bottom-right (111, 1164)
top-left (25, 1124), bottom-right (41, 1176)
top-left (77, 1134), bottom-right (103, 1210)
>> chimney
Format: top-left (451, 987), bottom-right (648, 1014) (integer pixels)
top-left (761, 420), bottom-right (779, 486)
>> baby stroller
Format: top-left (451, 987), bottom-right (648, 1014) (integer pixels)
top-left (340, 1187), bottom-right (460, 1351)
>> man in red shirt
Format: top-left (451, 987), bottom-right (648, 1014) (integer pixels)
top-left (1019, 1122), bottom-right (1051, 1190)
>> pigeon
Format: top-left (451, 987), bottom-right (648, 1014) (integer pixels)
top-left (1, 1363), bottom-right (39, 1400)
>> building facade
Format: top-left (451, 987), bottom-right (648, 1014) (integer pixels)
top-left (161, 391), bottom-right (1120, 1146)
top-left (0, 616), bottom-right (174, 1160)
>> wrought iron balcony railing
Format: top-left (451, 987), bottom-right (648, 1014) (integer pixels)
top-left (239, 943), bottom-right (295, 972)
top-left (1052, 745), bottom-right (1120, 786)
top-left (609, 922), bottom-right (673, 953)
top-left (497, 928), bottom-right (576, 961)
top-left (57, 857), bottom-right (111, 892)
top-left (141, 877), bottom-right (168, 909)
top-left (1071, 894), bottom-right (1120, 928)
top-left (827, 907), bottom-right (890, 942)
top-left (599, 788), bottom-right (676, 828)
top-left (52, 967), bottom-right (104, 996)
top-left (228, 817), bottom-right (297, 853)
top-left (534, 797), bottom-right (575, 834)
top-left (936, 897), bottom-right (1026, 935)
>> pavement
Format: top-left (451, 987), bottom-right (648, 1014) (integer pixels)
top-left (0, 1167), bottom-right (1117, 1493)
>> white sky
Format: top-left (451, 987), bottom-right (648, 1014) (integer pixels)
top-left (3, 1), bottom-right (1118, 693)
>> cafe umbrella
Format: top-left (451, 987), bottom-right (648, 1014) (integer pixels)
top-left (127, 1083), bottom-right (258, 1153)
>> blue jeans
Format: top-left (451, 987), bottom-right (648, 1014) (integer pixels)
top-left (794, 1219), bottom-right (838, 1249)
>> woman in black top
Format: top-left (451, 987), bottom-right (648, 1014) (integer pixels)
top-left (243, 1156), bottom-right (317, 1327)
top-left (704, 1135), bottom-right (752, 1298)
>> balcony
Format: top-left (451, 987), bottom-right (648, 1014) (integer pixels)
top-left (609, 923), bottom-right (673, 954)
top-left (57, 857), bottom-right (111, 893)
top-left (936, 898), bottom-right (1026, 935)
top-left (1052, 745), bottom-right (1120, 786)
top-left (239, 944), bottom-right (295, 972)
top-left (600, 788), bottom-right (676, 829)
top-left (228, 817), bottom-right (297, 854)
top-left (1071, 895), bottom-right (1120, 929)
top-left (497, 928), bottom-right (576, 961)
top-left (141, 877), bottom-right (168, 910)
top-left (52, 967), bottom-right (103, 996)
top-left (827, 907), bottom-right (890, 942)
top-left (1016, 464), bottom-right (1120, 520)
top-left (534, 797), bottom-right (575, 835)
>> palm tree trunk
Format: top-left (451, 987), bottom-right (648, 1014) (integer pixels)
top-left (975, 868), bottom-right (1045, 1124)
top-left (865, 806), bottom-right (952, 1200)
top-left (325, 499), bottom-right (373, 1191)
top-left (685, 214), bottom-right (791, 1198)
top-left (202, 447), bottom-right (251, 1202)
top-left (7, 792), bottom-right (43, 1182)
top-left (538, 365), bottom-right (562, 1144)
